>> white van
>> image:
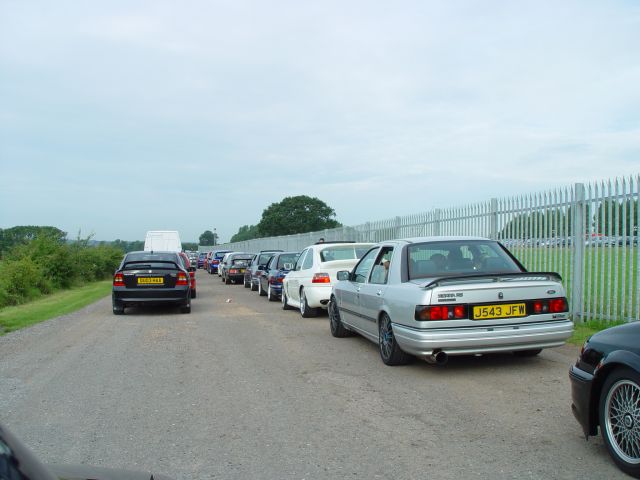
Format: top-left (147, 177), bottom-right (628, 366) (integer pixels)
top-left (144, 231), bottom-right (182, 252)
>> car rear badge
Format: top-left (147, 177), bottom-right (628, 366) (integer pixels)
top-left (547, 289), bottom-right (556, 295)
top-left (498, 292), bottom-right (504, 299)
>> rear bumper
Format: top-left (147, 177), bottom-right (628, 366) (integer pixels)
top-left (112, 288), bottom-right (190, 307)
top-left (569, 365), bottom-right (596, 437)
top-left (392, 319), bottom-right (574, 357)
top-left (303, 284), bottom-right (332, 309)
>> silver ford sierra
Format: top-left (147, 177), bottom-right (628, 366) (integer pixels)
top-left (329, 236), bottom-right (574, 366)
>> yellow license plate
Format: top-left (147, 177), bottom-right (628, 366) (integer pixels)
top-left (473, 303), bottom-right (526, 320)
top-left (137, 277), bottom-right (164, 285)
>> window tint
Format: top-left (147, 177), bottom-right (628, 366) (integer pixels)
top-left (320, 245), bottom-right (371, 262)
top-left (407, 240), bottom-right (521, 280)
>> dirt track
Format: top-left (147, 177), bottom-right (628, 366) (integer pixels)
top-left (0, 271), bottom-right (627, 479)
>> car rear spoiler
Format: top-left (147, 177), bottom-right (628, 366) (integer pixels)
top-left (419, 271), bottom-right (563, 290)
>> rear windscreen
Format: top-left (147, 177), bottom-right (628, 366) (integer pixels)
top-left (277, 253), bottom-right (299, 268)
top-left (123, 261), bottom-right (179, 270)
top-left (320, 246), bottom-right (370, 262)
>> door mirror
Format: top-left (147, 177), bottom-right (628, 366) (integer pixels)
top-left (336, 270), bottom-right (350, 281)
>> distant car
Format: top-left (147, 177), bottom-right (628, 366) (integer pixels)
top-left (282, 242), bottom-right (374, 317)
top-left (570, 321), bottom-right (640, 478)
top-left (0, 421), bottom-right (174, 479)
top-left (257, 251), bottom-right (300, 301)
top-left (329, 236), bottom-right (573, 366)
top-left (112, 251), bottom-right (191, 314)
top-left (209, 249), bottom-right (232, 275)
top-left (244, 250), bottom-right (282, 291)
top-left (178, 251), bottom-right (197, 299)
top-left (197, 251), bottom-right (208, 269)
top-left (221, 252), bottom-right (253, 285)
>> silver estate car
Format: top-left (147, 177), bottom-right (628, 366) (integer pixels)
top-left (329, 236), bottom-right (574, 366)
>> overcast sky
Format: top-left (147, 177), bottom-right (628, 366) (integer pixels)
top-left (1, 1), bottom-right (639, 243)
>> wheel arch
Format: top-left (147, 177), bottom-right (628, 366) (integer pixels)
top-left (590, 351), bottom-right (640, 434)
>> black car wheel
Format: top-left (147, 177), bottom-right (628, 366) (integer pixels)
top-left (244, 277), bottom-right (251, 288)
top-left (267, 285), bottom-right (278, 302)
top-left (112, 302), bottom-right (124, 315)
top-left (300, 288), bottom-right (318, 318)
top-left (258, 280), bottom-right (267, 297)
top-left (225, 276), bottom-right (231, 285)
top-left (281, 288), bottom-right (293, 310)
top-left (191, 289), bottom-right (197, 299)
top-left (599, 367), bottom-right (640, 477)
top-left (180, 304), bottom-right (191, 314)
top-left (378, 313), bottom-right (411, 366)
top-left (251, 281), bottom-right (258, 292)
top-left (329, 296), bottom-right (351, 337)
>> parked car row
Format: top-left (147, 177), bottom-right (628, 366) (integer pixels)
top-left (226, 235), bottom-right (640, 477)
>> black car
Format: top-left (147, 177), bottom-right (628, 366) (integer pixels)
top-left (257, 251), bottom-right (299, 301)
top-left (221, 253), bottom-right (254, 285)
top-left (112, 251), bottom-right (191, 315)
top-left (244, 250), bottom-right (282, 291)
top-left (569, 321), bottom-right (640, 478)
top-left (0, 422), bottom-right (174, 479)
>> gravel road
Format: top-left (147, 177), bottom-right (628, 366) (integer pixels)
top-left (0, 271), bottom-right (628, 479)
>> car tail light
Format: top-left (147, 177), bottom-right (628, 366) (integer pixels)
top-left (113, 273), bottom-right (124, 287)
top-left (176, 272), bottom-right (189, 286)
top-left (415, 305), bottom-right (468, 321)
top-left (312, 273), bottom-right (331, 284)
top-left (532, 297), bottom-right (568, 314)
top-left (213, 260), bottom-right (220, 265)
top-left (270, 277), bottom-right (283, 285)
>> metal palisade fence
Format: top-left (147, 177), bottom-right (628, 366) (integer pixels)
top-left (218, 175), bottom-right (639, 324)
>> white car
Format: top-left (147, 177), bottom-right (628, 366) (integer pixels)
top-left (281, 242), bottom-right (374, 317)
top-left (329, 236), bottom-right (574, 365)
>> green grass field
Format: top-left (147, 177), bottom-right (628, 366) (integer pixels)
top-left (0, 280), bottom-right (112, 335)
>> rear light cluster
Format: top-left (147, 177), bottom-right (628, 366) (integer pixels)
top-left (414, 297), bottom-right (569, 321)
top-left (415, 305), bottom-right (467, 321)
top-left (113, 273), bottom-right (124, 287)
top-left (312, 273), bottom-right (331, 284)
top-left (532, 298), bottom-right (568, 314)
top-left (269, 277), bottom-right (283, 285)
top-left (176, 272), bottom-right (189, 286)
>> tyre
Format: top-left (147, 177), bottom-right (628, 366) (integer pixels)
top-left (191, 289), bottom-right (197, 299)
top-left (267, 285), bottom-right (278, 302)
top-left (513, 349), bottom-right (542, 357)
top-left (244, 277), bottom-right (251, 288)
top-left (180, 304), bottom-right (191, 314)
top-left (599, 367), bottom-right (640, 477)
top-left (300, 288), bottom-right (318, 318)
top-left (258, 280), bottom-right (267, 297)
top-left (329, 296), bottom-right (351, 337)
top-left (251, 281), bottom-right (258, 292)
top-left (225, 276), bottom-right (231, 285)
top-left (281, 288), bottom-right (293, 310)
top-left (112, 302), bottom-right (124, 315)
top-left (378, 313), bottom-right (412, 366)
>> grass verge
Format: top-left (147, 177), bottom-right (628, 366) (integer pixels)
top-left (0, 280), bottom-right (111, 335)
top-left (568, 319), bottom-right (628, 347)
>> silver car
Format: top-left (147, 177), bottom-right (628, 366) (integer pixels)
top-left (329, 236), bottom-right (574, 366)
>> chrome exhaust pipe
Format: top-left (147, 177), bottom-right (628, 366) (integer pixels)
top-left (425, 350), bottom-right (448, 366)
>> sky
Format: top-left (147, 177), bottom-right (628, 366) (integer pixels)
top-left (1, 1), bottom-right (639, 243)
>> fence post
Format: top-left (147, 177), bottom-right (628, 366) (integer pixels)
top-left (394, 216), bottom-right (402, 239)
top-left (490, 198), bottom-right (498, 240)
top-left (571, 183), bottom-right (586, 323)
top-left (434, 209), bottom-right (442, 236)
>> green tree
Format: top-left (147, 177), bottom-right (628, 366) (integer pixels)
top-left (257, 195), bottom-right (340, 237)
top-left (199, 230), bottom-right (218, 245)
top-left (0, 226), bottom-right (66, 254)
top-left (230, 225), bottom-right (260, 242)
